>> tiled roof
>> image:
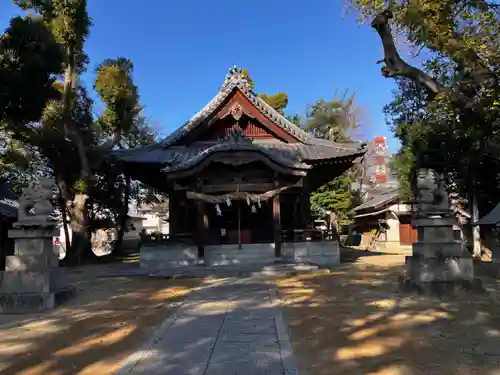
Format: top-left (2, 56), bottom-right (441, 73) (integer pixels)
top-left (116, 138), bottom-right (365, 166)
top-left (0, 180), bottom-right (18, 219)
top-left (352, 188), bottom-right (399, 212)
top-left (161, 67), bottom-right (315, 146)
top-left (475, 201), bottom-right (500, 225)
top-left (161, 131), bottom-right (311, 174)
top-left (114, 67), bottom-right (367, 167)
top-left (159, 67), bottom-right (367, 154)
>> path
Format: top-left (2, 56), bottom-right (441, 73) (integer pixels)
top-left (117, 276), bottom-right (298, 375)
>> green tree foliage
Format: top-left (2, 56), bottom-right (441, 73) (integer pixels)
top-left (239, 68), bottom-right (290, 113)
top-left (0, 13), bottom-right (66, 193)
top-left (94, 58), bottom-right (140, 147)
top-left (348, 0), bottom-right (500, 256)
top-left (347, 1), bottom-right (500, 212)
top-left (2, 2), bottom-right (157, 262)
top-left (259, 92), bottom-right (289, 113)
top-left (93, 57), bottom-right (157, 253)
top-left (310, 176), bottom-right (355, 221)
top-left (388, 145), bottom-right (414, 200)
top-left (0, 16), bottom-right (63, 127)
top-left (304, 90), bottom-right (359, 141)
top-left (304, 91), bottom-right (363, 222)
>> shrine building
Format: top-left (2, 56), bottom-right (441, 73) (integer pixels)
top-left (115, 67), bottom-right (366, 269)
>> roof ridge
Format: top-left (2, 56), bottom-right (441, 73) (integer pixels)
top-left (160, 67), bottom-right (316, 147)
top-left (158, 67), bottom-right (367, 154)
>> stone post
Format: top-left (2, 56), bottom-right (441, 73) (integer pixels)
top-left (0, 178), bottom-right (74, 313)
top-left (403, 168), bottom-right (481, 293)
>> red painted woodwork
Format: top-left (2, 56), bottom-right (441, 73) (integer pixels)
top-left (203, 119), bottom-right (274, 140)
top-left (227, 229), bottom-right (252, 244)
top-left (399, 223), bottom-right (417, 245)
top-left (375, 173), bottom-right (388, 183)
top-left (183, 90), bottom-right (299, 143)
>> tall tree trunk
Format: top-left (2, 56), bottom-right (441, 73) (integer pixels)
top-left (61, 46), bottom-right (92, 263)
top-left (470, 190), bottom-right (482, 257)
top-left (56, 178), bottom-right (72, 249)
top-left (58, 193), bottom-right (72, 252)
top-left (113, 174), bottom-right (131, 255)
top-left (66, 193), bottom-right (90, 265)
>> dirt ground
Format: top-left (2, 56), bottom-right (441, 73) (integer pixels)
top-left (277, 246), bottom-right (500, 375)
top-left (0, 264), bottom-right (200, 375)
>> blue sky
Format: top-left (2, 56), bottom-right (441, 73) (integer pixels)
top-left (2, 0), bottom-right (400, 152)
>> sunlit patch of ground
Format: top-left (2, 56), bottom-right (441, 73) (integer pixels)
top-left (276, 246), bottom-right (500, 375)
top-left (0, 267), bottom-right (201, 375)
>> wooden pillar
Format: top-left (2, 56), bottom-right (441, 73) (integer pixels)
top-left (195, 180), bottom-right (208, 258)
top-left (273, 194), bottom-right (281, 258)
top-left (196, 200), bottom-right (207, 258)
top-left (300, 193), bottom-right (310, 229)
top-left (0, 219), bottom-right (4, 271)
top-left (168, 193), bottom-right (177, 237)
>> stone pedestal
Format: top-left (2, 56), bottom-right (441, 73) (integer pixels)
top-left (0, 228), bottom-right (74, 314)
top-left (404, 215), bottom-right (482, 294)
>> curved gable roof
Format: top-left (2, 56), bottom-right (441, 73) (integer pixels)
top-left (161, 130), bottom-right (310, 176)
top-left (161, 67), bottom-right (337, 146)
top-left (113, 67), bottom-right (367, 166)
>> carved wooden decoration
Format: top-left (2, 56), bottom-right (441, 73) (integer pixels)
top-left (230, 103), bottom-right (243, 121)
top-left (202, 118), bottom-right (274, 140)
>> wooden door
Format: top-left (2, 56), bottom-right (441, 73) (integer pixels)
top-left (399, 224), bottom-right (417, 245)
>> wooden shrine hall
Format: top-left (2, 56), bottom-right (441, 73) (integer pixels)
top-left (115, 67), bottom-right (366, 268)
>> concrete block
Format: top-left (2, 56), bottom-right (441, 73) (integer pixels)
top-left (282, 241), bottom-right (340, 266)
top-left (205, 244), bottom-right (275, 266)
top-left (205, 361), bottom-right (284, 375)
top-left (412, 242), bottom-right (468, 258)
top-left (0, 270), bottom-right (52, 294)
top-left (0, 287), bottom-right (74, 314)
top-left (405, 255), bottom-right (474, 282)
top-left (210, 341), bottom-right (281, 364)
top-left (140, 245), bottom-right (200, 270)
top-left (418, 226), bottom-right (456, 242)
top-left (5, 252), bottom-right (59, 271)
top-left (12, 236), bottom-right (56, 257)
top-left (8, 228), bottom-right (59, 239)
top-left (0, 292), bottom-right (54, 313)
top-left (220, 319), bottom-right (276, 335)
top-left (1, 228), bottom-right (74, 314)
top-left (411, 217), bottom-right (456, 228)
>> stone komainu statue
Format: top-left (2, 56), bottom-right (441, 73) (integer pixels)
top-left (15, 177), bottom-right (55, 227)
top-left (414, 168), bottom-right (450, 215)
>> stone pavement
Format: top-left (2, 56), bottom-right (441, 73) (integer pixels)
top-left (116, 277), bottom-right (299, 375)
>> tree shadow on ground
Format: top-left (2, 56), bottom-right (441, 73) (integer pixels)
top-left (340, 246), bottom-right (392, 263)
top-left (277, 255), bottom-right (500, 375)
top-left (0, 267), bottom-right (200, 375)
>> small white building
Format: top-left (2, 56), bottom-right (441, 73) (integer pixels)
top-left (128, 201), bottom-right (169, 235)
top-left (352, 187), bottom-right (469, 247)
top-left (352, 188), bottom-right (416, 246)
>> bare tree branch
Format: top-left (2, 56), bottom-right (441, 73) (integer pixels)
top-left (371, 10), bottom-right (442, 95)
top-left (371, 8), bottom-right (498, 104)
